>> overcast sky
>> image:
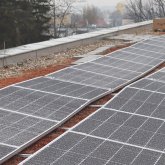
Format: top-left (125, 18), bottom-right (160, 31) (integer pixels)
top-left (85, 0), bottom-right (124, 7)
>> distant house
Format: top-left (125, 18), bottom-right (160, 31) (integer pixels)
top-left (122, 15), bottom-right (134, 25)
top-left (50, 13), bottom-right (71, 27)
top-left (77, 19), bottom-right (85, 27)
top-left (56, 14), bottom-right (71, 26)
top-left (96, 19), bottom-right (109, 27)
top-left (109, 13), bottom-right (134, 27)
top-left (122, 19), bottom-right (134, 25)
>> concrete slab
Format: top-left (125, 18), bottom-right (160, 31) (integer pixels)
top-left (72, 54), bottom-right (103, 59)
top-left (75, 42), bottom-right (133, 63)
top-left (16, 43), bottom-right (50, 51)
top-left (86, 47), bottom-right (112, 55)
top-left (84, 44), bottom-right (125, 56)
top-left (52, 37), bottom-right (81, 43)
top-left (86, 51), bottom-right (102, 55)
top-left (85, 52), bottom-right (102, 55)
top-left (95, 47), bottom-right (109, 51)
top-left (101, 45), bottom-right (116, 48)
top-left (107, 34), bottom-right (155, 43)
top-left (0, 47), bottom-right (33, 56)
top-left (71, 55), bottom-right (103, 65)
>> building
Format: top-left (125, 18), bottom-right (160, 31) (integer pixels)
top-left (50, 13), bottom-right (71, 27)
top-left (116, 2), bottom-right (124, 14)
top-left (122, 18), bottom-right (134, 25)
top-left (96, 19), bottom-right (109, 27)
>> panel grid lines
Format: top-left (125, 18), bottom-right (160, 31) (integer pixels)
top-left (130, 46), bottom-right (165, 56)
top-left (19, 131), bottom-right (165, 165)
top-left (105, 56), bottom-right (156, 66)
top-left (5, 34), bottom-right (165, 164)
top-left (46, 76), bottom-right (110, 90)
top-left (14, 78), bottom-right (109, 100)
top-left (0, 142), bottom-right (18, 148)
top-left (69, 131), bottom-right (165, 154)
top-left (71, 66), bottom-right (129, 81)
top-left (47, 68), bottom-right (131, 90)
top-left (13, 85), bottom-right (89, 101)
top-left (0, 107), bottom-right (58, 122)
top-left (121, 48), bottom-right (164, 60)
top-left (129, 84), bottom-right (165, 96)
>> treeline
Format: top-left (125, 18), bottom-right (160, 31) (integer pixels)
top-left (0, 0), bottom-right (52, 49)
top-left (125, 0), bottom-right (165, 22)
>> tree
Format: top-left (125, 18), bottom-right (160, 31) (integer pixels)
top-left (82, 4), bottom-right (102, 26)
top-left (13, 0), bottom-right (35, 45)
top-left (0, 0), bottom-right (52, 49)
top-left (0, 0), bottom-right (15, 49)
top-left (71, 13), bottom-right (82, 25)
top-left (0, 0), bottom-right (34, 49)
top-left (50, 0), bottom-right (85, 38)
top-left (29, 0), bottom-right (52, 42)
top-left (125, 0), bottom-right (165, 22)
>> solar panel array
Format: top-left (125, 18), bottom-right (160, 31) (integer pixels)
top-left (0, 77), bottom-right (110, 163)
top-left (46, 36), bottom-right (165, 92)
top-left (14, 77), bottom-right (108, 100)
top-left (20, 69), bottom-right (165, 165)
top-left (20, 35), bottom-right (165, 165)
top-left (46, 58), bottom-right (163, 91)
top-left (0, 85), bottom-right (91, 163)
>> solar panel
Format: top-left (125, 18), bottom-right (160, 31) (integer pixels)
top-left (20, 131), bottom-right (165, 165)
top-left (0, 144), bottom-right (17, 161)
top-left (0, 86), bottom-right (90, 121)
top-left (45, 38), bottom-right (165, 93)
top-left (126, 47), bottom-right (165, 59)
top-left (132, 42), bottom-right (165, 55)
top-left (0, 72), bottom-right (112, 163)
top-left (14, 77), bottom-right (108, 100)
top-left (46, 67), bottom-right (130, 91)
top-left (107, 49), bottom-right (163, 62)
top-left (147, 71), bottom-right (165, 82)
top-left (0, 107), bottom-right (59, 161)
top-left (3, 34), bottom-right (165, 164)
top-left (0, 84), bottom-right (92, 163)
top-left (131, 68), bottom-right (165, 92)
top-left (46, 58), bottom-right (162, 92)
top-left (87, 54), bottom-right (162, 71)
top-left (141, 39), bottom-right (165, 48)
top-left (151, 35), bottom-right (165, 41)
top-left (20, 82), bottom-right (165, 165)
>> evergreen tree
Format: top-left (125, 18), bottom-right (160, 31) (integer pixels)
top-left (0, 0), bottom-right (52, 49)
top-left (12, 0), bottom-right (35, 45)
top-left (0, 0), bottom-right (19, 49)
top-left (29, 0), bottom-right (52, 43)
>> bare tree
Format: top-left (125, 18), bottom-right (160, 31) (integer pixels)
top-left (71, 13), bottom-right (83, 34)
top-left (82, 4), bottom-right (102, 26)
top-left (125, 0), bottom-right (165, 22)
top-left (71, 13), bottom-right (82, 25)
top-left (50, 0), bottom-right (85, 38)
